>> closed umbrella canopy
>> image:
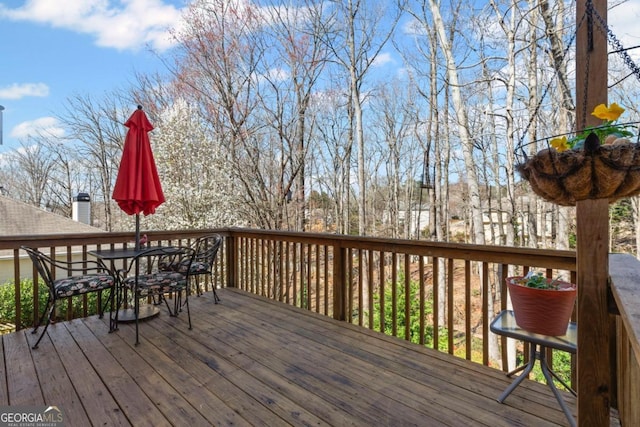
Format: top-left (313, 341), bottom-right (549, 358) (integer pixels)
top-left (113, 106), bottom-right (164, 249)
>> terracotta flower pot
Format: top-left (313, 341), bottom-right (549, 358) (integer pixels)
top-left (506, 276), bottom-right (577, 336)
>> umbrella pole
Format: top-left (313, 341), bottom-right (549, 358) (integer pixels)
top-left (135, 214), bottom-right (140, 251)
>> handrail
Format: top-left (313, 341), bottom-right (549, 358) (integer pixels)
top-left (225, 228), bottom-right (577, 269)
top-left (608, 254), bottom-right (640, 426)
top-left (609, 254), bottom-right (640, 359)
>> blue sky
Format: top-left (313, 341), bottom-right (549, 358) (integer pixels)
top-left (1, 0), bottom-right (640, 154)
top-left (0, 0), bottom-right (186, 152)
top-left (0, 0), bottom-right (399, 154)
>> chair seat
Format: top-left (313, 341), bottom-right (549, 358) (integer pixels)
top-left (188, 261), bottom-right (211, 275)
top-left (54, 274), bottom-right (115, 298)
top-left (122, 271), bottom-right (187, 298)
top-left (160, 260), bottom-right (210, 275)
top-left (180, 260), bottom-right (210, 275)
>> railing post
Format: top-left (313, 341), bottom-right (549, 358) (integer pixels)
top-left (226, 234), bottom-right (236, 289)
top-left (13, 248), bottom-right (22, 331)
top-left (332, 243), bottom-right (347, 321)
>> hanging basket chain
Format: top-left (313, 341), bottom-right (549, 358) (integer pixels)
top-left (517, 1), bottom-right (640, 162)
top-left (580, 0), bottom-right (594, 130)
top-left (515, 12), bottom-right (585, 160)
top-left (588, 2), bottom-right (640, 84)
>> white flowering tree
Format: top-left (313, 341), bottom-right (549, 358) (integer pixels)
top-left (143, 99), bottom-right (246, 231)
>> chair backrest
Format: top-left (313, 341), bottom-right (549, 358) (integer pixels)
top-left (21, 246), bottom-right (56, 290)
top-left (126, 246), bottom-right (194, 275)
top-left (192, 234), bottom-right (223, 269)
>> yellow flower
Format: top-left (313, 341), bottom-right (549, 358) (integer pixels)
top-left (550, 136), bottom-right (570, 152)
top-left (591, 103), bottom-right (625, 121)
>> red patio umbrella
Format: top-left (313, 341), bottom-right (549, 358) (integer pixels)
top-left (112, 106), bottom-right (165, 250)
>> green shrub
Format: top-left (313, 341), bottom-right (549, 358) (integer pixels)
top-left (0, 279), bottom-right (48, 329)
top-left (370, 273), bottom-right (448, 349)
top-left (529, 349), bottom-right (573, 388)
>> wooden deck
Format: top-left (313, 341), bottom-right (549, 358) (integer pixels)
top-left (0, 288), bottom-right (578, 426)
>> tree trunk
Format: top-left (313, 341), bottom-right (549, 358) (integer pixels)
top-left (428, 0), bottom-right (485, 245)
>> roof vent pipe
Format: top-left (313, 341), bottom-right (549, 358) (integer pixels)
top-left (72, 192), bottom-right (91, 225)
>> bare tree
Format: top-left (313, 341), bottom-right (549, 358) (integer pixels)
top-left (540, 0), bottom-right (574, 250)
top-left (260, 0), bottom-right (329, 231)
top-left (56, 93), bottom-right (127, 231)
top-left (40, 137), bottom-right (85, 218)
top-left (321, 0), bottom-right (404, 236)
top-left (424, 0), bottom-right (485, 244)
top-left (311, 85), bottom-right (353, 234)
top-left (402, 3), bottom-right (453, 326)
top-left (370, 79), bottom-right (420, 238)
top-left (171, 0), bottom-right (306, 230)
top-left (1, 138), bottom-right (55, 208)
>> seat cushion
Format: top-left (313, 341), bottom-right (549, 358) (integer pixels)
top-left (54, 274), bottom-right (115, 298)
top-left (160, 260), bottom-right (210, 275)
top-left (122, 271), bottom-right (187, 298)
top-left (182, 261), bottom-right (210, 275)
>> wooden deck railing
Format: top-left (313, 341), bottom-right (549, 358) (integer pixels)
top-left (229, 229), bottom-right (577, 359)
top-left (0, 228), bottom-right (638, 426)
top-left (0, 230), bottom-right (227, 330)
top-left (607, 254), bottom-right (640, 425)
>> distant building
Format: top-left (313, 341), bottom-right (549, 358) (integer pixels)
top-left (382, 204), bottom-right (430, 238)
top-left (0, 195), bottom-right (105, 284)
top-left (0, 195), bottom-right (101, 236)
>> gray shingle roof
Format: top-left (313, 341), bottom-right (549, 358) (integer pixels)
top-left (0, 195), bottom-right (103, 235)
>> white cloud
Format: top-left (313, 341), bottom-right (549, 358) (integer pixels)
top-left (0, 83), bottom-right (49, 100)
top-left (10, 117), bottom-right (65, 139)
top-left (266, 67), bottom-right (290, 82)
top-left (609, 0), bottom-right (640, 59)
top-left (402, 17), bottom-right (428, 37)
top-left (0, 0), bottom-right (184, 52)
top-left (373, 52), bottom-right (394, 68)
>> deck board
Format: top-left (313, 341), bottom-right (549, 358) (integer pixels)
top-left (2, 288), bottom-right (582, 426)
top-left (0, 338), bottom-right (8, 406)
top-left (5, 331), bottom-right (44, 406)
top-left (31, 324), bottom-right (95, 426)
top-left (208, 290), bottom-right (566, 426)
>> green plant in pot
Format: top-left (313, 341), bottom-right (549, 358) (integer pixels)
top-left (506, 272), bottom-right (577, 336)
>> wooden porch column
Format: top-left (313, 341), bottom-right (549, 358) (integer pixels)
top-left (575, 0), bottom-right (610, 424)
top-left (576, 199), bottom-right (610, 425)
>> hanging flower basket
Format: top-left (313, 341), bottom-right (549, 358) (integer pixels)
top-left (516, 103), bottom-right (640, 206)
top-left (516, 136), bottom-right (640, 206)
top-left (507, 276), bottom-right (577, 336)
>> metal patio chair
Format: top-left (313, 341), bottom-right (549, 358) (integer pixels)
top-left (159, 234), bottom-right (223, 303)
top-left (21, 246), bottom-right (116, 349)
